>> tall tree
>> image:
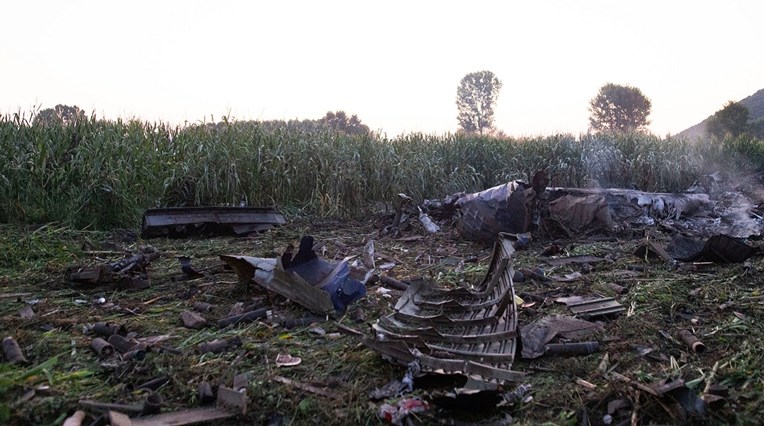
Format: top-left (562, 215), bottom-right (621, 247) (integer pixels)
top-left (588, 83), bottom-right (651, 132)
top-left (706, 101), bottom-right (750, 139)
top-left (456, 71), bottom-right (502, 135)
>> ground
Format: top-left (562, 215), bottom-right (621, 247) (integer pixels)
top-left (0, 217), bottom-right (762, 425)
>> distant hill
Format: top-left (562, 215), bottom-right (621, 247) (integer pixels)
top-left (675, 89), bottom-right (764, 140)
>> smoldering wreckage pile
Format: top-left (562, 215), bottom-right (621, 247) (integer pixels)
top-left (1, 171), bottom-right (762, 425)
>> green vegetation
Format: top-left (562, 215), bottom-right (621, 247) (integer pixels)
top-left (588, 83), bottom-right (653, 133)
top-left (456, 70), bottom-right (502, 135)
top-left (707, 100), bottom-right (762, 140)
top-left (0, 112), bottom-right (762, 229)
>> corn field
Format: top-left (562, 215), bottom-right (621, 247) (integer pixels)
top-left (0, 112), bottom-right (761, 229)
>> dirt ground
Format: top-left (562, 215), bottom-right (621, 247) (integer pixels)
top-left (0, 216), bottom-right (762, 425)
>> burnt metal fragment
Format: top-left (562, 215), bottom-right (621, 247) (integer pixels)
top-left (93, 322), bottom-right (127, 337)
top-left (104, 385), bottom-right (245, 425)
top-left (217, 308), bottom-right (269, 328)
top-left (678, 329), bottom-right (706, 353)
top-left (107, 335), bottom-right (141, 354)
top-left (379, 274), bottom-right (409, 290)
top-left (141, 206), bottom-right (286, 238)
top-left (122, 347), bottom-right (147, 361)
top-left (178, 256), bottom-right (204, 277)
top-left (283, 314), bottom-right (327, 329)
top-left (520, 315), bottom-right (603, 359)
top-left (670, 234), bottom-right (756, 263)
top-left (567, 297), bottom-right (625, 319)
top-left (90, 338), bottom-right (115, 358)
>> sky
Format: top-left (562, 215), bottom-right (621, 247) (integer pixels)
top-left (1, 0), bottom-right (763, 137)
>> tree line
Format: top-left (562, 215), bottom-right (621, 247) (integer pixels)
top-left (32, 76), bottom-right (759, 140)
top-left (456, 70), bottom-right (761, 139)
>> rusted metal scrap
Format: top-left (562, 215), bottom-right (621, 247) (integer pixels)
top-left (360, 233), bottom-right (525, 385)
top-left (141, 206), bottom-right (286, 238)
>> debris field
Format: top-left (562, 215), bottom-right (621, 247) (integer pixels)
top-left (0, 176), bottom-right (762, 425)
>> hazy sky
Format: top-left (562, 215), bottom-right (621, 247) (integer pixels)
top-left (2, 1), bottom-right (762, 137)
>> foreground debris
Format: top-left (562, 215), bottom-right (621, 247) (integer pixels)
top-left (221, 236), bottom-right (366, 315)
top-left (0, 212), bottom-right (762, 425)
top-left (358, 233), bottom-right (524, 385)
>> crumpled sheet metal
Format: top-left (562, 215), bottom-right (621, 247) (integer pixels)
top-left (456, 181), bottom-right (533, 243)
top-left (363, 233), bottom-right (524, 383)
top-left (219, 255), bottom-right (336, 315)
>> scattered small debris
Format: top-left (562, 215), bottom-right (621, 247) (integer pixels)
top-left (193, 301), bottom-right (214, 313)
top-left (216, 307), bottom-right (269, 328)
top-left (520, 315), bottom-right (603, 359)
top-left (678, 329), bottom-right (706, 353)
top-left (575, 378), bottom-right (597, 390)
top-left (379, 398), bottom-right (429, 425)
top-left (379, 274), bottom-right (409, 291)
top-left (66, 247), bottom-right (160, 290)
top-left (62, 410), bottom-right (87, 426)
top-left (275, 353), bottom-right (302, 367)
top-left (181, 310), bottom-right (208, 329)
top-left (2, 336), bottom-right (29, 364)
top-left (90, 338), bottom-right (115, 358)
top-left (567, 297), bottom-right (625, 319)
top-left (607, 283), bottom-right (628, 294)
top-left (18, 305), bottom-right (35, 320)
top-left (418, 207), bottom-right (441, 233)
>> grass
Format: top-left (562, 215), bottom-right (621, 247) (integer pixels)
top-left (0, 112), bottom-right (762, 423)
top-left (0, 219), bottom-right (761, 425)
top-left (1, 112), bottom-right (761, 229)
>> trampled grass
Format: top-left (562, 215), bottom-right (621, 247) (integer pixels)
top-left (0, 219), bottom-right (761, 425)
